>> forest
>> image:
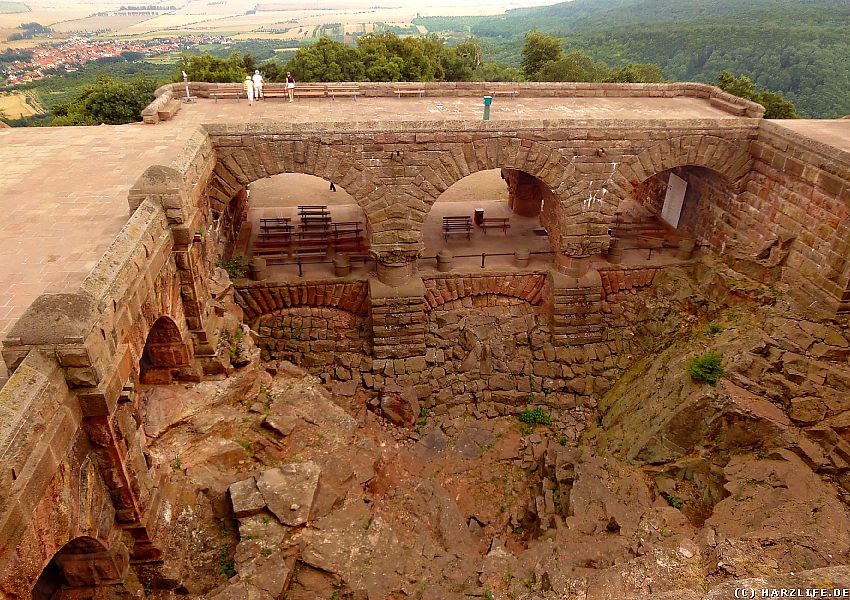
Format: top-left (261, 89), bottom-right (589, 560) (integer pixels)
top-left (414, 0), bottom-right (850, 118)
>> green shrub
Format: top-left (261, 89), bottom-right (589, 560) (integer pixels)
top-left (686, 352), bottom-right (725, 385)
top-left (519, 407), bottom-right (551, 425)
top-left (217, 255), bottom-right (250, 279)
top-left (663, 493), bottom-right (684, 509)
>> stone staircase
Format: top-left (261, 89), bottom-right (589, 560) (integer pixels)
top-left (611, 202), bottom-right (691, 250)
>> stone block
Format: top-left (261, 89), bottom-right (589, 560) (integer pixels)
top-left (256, 462), bottom-right (321, 526)
top-left (229, 477), bottom-right (266, 518)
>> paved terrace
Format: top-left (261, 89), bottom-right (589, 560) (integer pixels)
top-left (0, 92), bottom-right (847, 381)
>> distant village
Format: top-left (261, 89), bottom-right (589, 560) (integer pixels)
top-left (2, 35), bottom-right (230, 86)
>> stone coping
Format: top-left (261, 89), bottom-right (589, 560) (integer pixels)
top-left (148, 81), bottom-right (765, 119)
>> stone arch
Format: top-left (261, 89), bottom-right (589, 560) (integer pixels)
top-left (235, 281), bottom-right (370, 323)
top-left (139, 315), bottom-right (192, 384)
top-left (418, 138), bottom-right (572, 200)
top-left (607, 135), bottom-right (753, 217)
top-left (423, 274), bottom-right (547, 310)
top-left (32, 536), bottom-right (129, 600)
top-left (209, 141), bottom-right (370, 215)
top-left (411, 138), bottom-right (573, 253)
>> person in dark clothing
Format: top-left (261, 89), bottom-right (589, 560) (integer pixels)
top-left (329, 182), bottom-right (336, 192)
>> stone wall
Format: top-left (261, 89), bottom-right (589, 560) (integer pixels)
top-left (0, 352), bottom-right (130, 597)
top-left (745, 122), bottom-right (850, 314)
top-left (149, 81), bottom-right (764, 117)
top-left (255, 307), bottom-right (371, 372)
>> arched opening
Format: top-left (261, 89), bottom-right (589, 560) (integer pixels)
top-left (139, 316), bottom-right (192, 384)
top-left (32, 537), bottom-right (128, 600)
top-left (615, 165), bottom-right (738, 255)
top-left (232, 173), bottom-right (370, 280)
top-left (422, 169), bottom-right (555, 271)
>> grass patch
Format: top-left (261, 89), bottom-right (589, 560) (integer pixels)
top-left (518, 407), bottom-right (551, 426)
top-left (217, 255), bottom-right (249, 279)
top-left (686, 351), bottom-right (725, 385)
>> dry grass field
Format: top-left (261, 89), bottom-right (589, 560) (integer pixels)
top-left (0, 92), bottom-right (40, 118)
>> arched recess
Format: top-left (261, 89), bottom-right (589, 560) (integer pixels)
top-left (606, 135), bottom-right (753, 219)
top-left (139, 316), bottom-right (193, 384)
top-left (32, 536), bottom-right (129, 600)
top-left (412, 138), bottom-right (574, 248)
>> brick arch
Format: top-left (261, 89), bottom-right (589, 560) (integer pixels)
top-left (2, 446), bottom-right (128, 598)
top-left (418, 138), bottom-right (573, 201)
top-left (423, 274), bottom-right (547, 311)
top-left (33, 535), bottom-right (129, 600)
top-left (235, 281), bottom-right (370, 323)
top-left (209, 141), bottom-right (371, 214)
top-left (606, 135), bottom-right (753, 215)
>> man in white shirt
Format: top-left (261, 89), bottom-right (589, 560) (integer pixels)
top-left (252, 70), bottom-right (264, 100)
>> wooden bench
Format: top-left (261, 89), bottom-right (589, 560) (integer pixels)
top-left (443, 215), bottom-right (473, 241)
top-left (210, 85), bottom-right (243, 102)
top-left (480, 217), bottom-right (511, 234)
top-left (395, 84), bottom-right (425, 98)
top-left (156, 98), bottom-right (182, 121)
top-left (489, 89), bottom-right (520, 99)
top-left (293, 84), bottom-right (327, 99)
top-left (259, 217), bottom-right (292, 232)
top-left (327, 84), bottom-right (360, 100)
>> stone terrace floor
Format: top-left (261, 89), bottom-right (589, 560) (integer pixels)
top-left (0, 94), bottom-right (848, 383)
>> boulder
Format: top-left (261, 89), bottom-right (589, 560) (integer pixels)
top-left (379, 389), bottom-right (420, 427)
top-left (256, 462), bottom-right (321, 526)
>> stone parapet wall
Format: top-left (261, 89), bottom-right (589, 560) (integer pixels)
top-left (149, 81), bottom-right (764, 118)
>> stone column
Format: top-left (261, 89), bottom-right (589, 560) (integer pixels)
top-left (547, 269), bottom-right (604, 346)
top-left (369, 251), bottom-right (427, 384)
top-left (502, 168), bottom-right (544, 217)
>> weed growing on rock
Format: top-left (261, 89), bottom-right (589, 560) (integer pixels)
top-left (686, 352), bottom-right (725, 385)
top-left (519, 407), bottom-right (551, 426)
top-left (217, 255), bottom-right (249, 279)
top-left (260, 548), bottom-right (273, 557)
top-left (484, 589), bottom-right (495, 600)
top-left (705, 322), bottom-right (723, 334)
top-left (663, 494), bottom-right (684, 509)
top-left (171, 453), bottom-right (182, 471)
top-left (216, 547), bottom-right (236, 578)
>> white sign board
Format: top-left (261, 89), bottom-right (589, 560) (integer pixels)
top-left (661, 173), bottom-right (688, 228)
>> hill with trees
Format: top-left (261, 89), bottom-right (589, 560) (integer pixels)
top-left (414, 0), bottom-right (850, 118)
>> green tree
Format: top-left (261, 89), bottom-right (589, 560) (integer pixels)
top-left (520, 29), bottom-right (562, 79)
top-left (718, 70), bottom-right (798, 118)
top-left (51, 75), bottom-right (157, 125)
top-left (284, 37), bottom-right (365, 81)
top-left (473, 61), bottom-right (523, 82)
top-left (455, 38), bottom-right (483, 70)
top-left (178, 51), bottom-right (247, 83)
top-left (606, 63), bottom-right (663, 83)
top-left (755, 90), bottom-right (798, 119)
top-left (535, 50), bottom-right (601, 82)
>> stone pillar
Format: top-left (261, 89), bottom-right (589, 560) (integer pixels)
top-left (502, 168), bottom-right (544, 217)
top-left (555, 252), bottom-right (592, 278)
top-left (547, 269), bottom-right (604, 346)
top-left (369, 275), bottom-right (427, 382)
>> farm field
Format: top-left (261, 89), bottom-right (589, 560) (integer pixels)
top-left (2, 0), bottom-right (553, 46)
top-left (0, 2), bottom-right (29, 13)
top-left (0, 91), bottom-right (40, 117)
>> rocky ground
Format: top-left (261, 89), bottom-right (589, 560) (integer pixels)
top-left (138, 265), bottom-right (850, 600)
